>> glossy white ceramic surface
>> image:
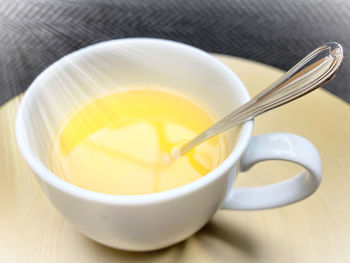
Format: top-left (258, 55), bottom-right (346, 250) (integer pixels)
top-left (16, 38), bottom-right (322, 251)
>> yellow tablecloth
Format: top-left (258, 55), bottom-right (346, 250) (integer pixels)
top-left (1, 55), bottom-right (349, 262)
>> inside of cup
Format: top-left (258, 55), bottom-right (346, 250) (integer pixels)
top-left (19, 39), bottom-right (249, 170)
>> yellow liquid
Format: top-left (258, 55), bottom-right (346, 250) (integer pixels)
top-left (50, 88), bottom-right (227, 195)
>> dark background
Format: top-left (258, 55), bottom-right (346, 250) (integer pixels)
top-left (1, 0), bottom-right (349, 106)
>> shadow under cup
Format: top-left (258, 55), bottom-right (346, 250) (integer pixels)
top-left (16, 38), bottom-right (252, 250)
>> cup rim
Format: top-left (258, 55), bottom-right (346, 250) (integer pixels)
top-left (16, 38), bottom-right (254, 205)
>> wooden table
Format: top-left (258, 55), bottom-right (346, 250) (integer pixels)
top-left (1, 55), bottom-right (350, 262)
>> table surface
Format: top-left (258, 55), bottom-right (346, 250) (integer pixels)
top-left (1, 55), bottom-right (350, 262)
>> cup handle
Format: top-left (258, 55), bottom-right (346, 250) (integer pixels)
top-left (222, 133), bottom-right (322, 210)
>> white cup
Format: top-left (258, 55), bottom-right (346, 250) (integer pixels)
top-left (16, 38), bottom-right (322, 251)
